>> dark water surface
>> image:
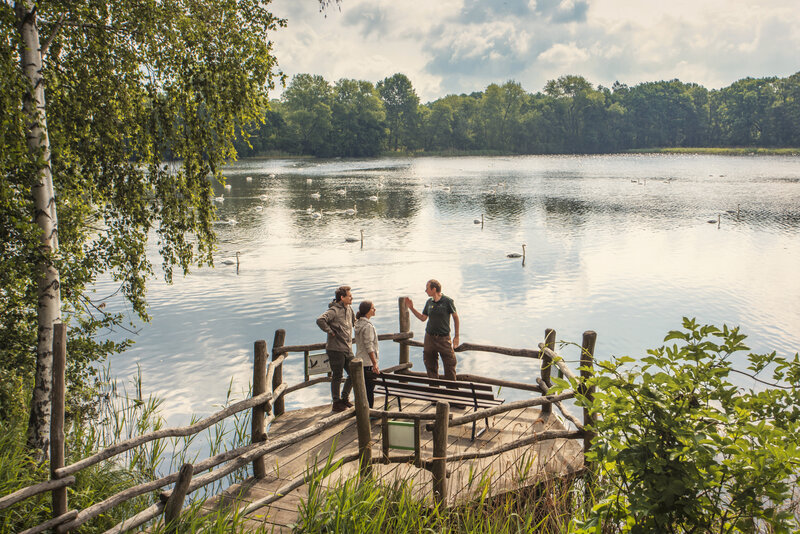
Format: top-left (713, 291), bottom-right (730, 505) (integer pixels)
top-left (96, 154), bottom-right (800, 426)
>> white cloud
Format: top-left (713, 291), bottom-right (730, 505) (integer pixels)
top-left (269, 0), bottom-right (800, 102)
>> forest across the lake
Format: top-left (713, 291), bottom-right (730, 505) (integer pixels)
top-left (235, 72), bottom-right (800, 158)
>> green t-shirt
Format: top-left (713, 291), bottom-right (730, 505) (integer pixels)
top-left (422, 295), bottom-right (457, 336)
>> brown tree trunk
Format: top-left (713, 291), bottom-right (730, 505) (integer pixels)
top-left (16, 1), bottom-right (62, 457)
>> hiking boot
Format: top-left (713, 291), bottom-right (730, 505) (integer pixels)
top-left (342, 399), bottom-right (353, 408)
top-left (332, 400), bottom-right (347, 413)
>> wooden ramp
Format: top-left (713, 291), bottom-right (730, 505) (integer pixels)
top-left (203, 397), bottom-right (583, 533)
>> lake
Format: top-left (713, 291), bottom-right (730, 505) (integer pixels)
top-left (96, 154), bottom-right (800, 426)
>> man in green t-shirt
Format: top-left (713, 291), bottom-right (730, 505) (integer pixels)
top-left (405, 279), bottom-right (460, 381)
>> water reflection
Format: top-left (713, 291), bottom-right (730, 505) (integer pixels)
top-left (97, 154), bottom-right (800, 430)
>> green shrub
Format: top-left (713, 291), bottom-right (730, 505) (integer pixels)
top-left (571, 318), bottom-right (800, 533)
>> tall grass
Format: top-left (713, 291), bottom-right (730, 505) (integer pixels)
top-left (293, 452), bottom-right (590, 534)
top-left (0, 367), bottom-right (260, 532)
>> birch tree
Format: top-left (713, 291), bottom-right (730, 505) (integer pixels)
top-left (1, 0), bottom-right (285, 457)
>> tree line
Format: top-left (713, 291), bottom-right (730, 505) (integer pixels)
top-left (236, 71), bottom-right (800, 157)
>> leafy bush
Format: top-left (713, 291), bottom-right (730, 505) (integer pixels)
top-left (572, 318), bottom-right (800, 532)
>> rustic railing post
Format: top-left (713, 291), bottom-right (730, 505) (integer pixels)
top-left (252, 340), bottom-right (268, 479)
top-left (163, 463), bottom-right (193, 534)
top-left (580, 331), bottom-right (597, 467)
top-left (432, 401), bottom-right (450, 506)
top-left (541, 328), bottom-right (556, 415)
top-left (272, 329), bottom-right (286, 417)
top-left (398, 297), bottom-right (410, 365)
top-left (350, 359), bottom-right (372, 477)
top-left (51, 323), bottom-right (67, 520)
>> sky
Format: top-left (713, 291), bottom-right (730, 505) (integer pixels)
top-left (268, 0), bottom-right (800, 103)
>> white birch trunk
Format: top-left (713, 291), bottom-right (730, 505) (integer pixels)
top-left (16, 1), bottom-right (62, 456)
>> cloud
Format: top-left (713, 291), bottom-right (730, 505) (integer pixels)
top-left (269, 0), bottom-right (800, 102)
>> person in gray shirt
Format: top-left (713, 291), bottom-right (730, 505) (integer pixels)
top-left (316, 285), bottom-right (355, 412)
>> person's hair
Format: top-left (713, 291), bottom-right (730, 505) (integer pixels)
top-left (332, 285), bottom-right (351, 304)
top-left (356, 300), bottom-right (373, 319)
top-left (427, 279), bottom-right (441, 292)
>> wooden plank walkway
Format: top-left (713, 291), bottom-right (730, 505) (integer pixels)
top-left (202, 397), bottom-right (583, 533)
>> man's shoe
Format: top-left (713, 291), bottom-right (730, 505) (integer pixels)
top-left (342, 399), bottom-right (354, 408)
top-left (332, 400), bottom-right (347, 413)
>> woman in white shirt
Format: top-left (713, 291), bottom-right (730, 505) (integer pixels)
top-left (354, 300), bottom-right (380, 407)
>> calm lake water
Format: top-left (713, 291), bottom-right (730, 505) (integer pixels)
top-left (97, 154), bottom-right (800, 426)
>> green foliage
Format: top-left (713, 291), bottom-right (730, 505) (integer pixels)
top-left (571, 318), bottom-right (800, 533)
top-left (237, 71), bottom-right (800, 158)
top-left (0, 1), bottom-right (284, 418)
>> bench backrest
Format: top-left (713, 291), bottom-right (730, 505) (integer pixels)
top-left (375, 373), bottom-right (502, 407)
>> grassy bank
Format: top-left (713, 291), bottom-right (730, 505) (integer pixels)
top-left (627, 146), bottom-right (800, 155)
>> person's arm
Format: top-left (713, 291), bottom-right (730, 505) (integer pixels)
top-left (316, 309), bottom-right (334, 335)
top-left (369, 351), bottom-right (379, 374)
top-left (452, 312), bottom-right (460, 348)
top-left (405, 297), bottom-right (428, 322)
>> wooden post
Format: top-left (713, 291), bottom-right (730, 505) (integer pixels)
top-left (51, 323), bottom-right (67, 519)
top-left (350, 359), bottom-right (372, 477)
top-left (381, 413), bottom-right (390, 462)
top-left (252, 340), bottom-right (268, 479)
top-left (164, 463), bottom-right (193, 534)
top-left (580, 331), bottom-right (597, 465)
top-left (413, 419), bottom-right (421, 468)
top-left (432, 401), bottom-right (450, 506)
top-left (272, 329), bottom-right (286, 417)
top-left (398, 297), bottom-right (410, 365)
top-left (541, 328), bottom-right (556, 415)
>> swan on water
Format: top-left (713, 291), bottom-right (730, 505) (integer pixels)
top-left (255, 206), bottom-right (263, 211)
top-left (269, 173), bottom-right (276, 178)
top-left (311, 209), bottom-right (323, 219)
top-left (224, 184), bottom-right (232, 191)
top-left (310, 192), bottom-right (321, 199)
top-left (335, 188), bottom-right (347, 196)
top-left (345, 203), bottom-right (357, 215)
top-left (246, 176), bottom-right (253, 182)
top-left (213, 195), bottom-right (224, 203)
top-left (221, 251), bottom-right (240, 265)
top-left (305, 206), bottom-right (313, 214)
top-left (259, 194), bottom-right (268, 201)
top-left (345, 230), bottom-right (364, 243)
top-left (368, 195), bottom-right (378, 201)
top-left (306, 178), bottom-right (312, 183)
top-left (507, 244), bottom-right (526, 258)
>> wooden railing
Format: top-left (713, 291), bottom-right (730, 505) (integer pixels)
top-left (2, 297), bottom-right (597, 532)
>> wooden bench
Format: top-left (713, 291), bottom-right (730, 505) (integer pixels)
top-left (374, 372), bottom-right (504, 440)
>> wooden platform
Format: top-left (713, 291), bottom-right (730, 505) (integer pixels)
top-left (202, 397), bottom-right (583, 532)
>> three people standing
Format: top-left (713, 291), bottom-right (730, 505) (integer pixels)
top-left (405, 279), bottom-right (460, 381)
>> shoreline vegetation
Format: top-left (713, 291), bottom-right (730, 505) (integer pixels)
top-left (236, 146), bottom-right (800, 161)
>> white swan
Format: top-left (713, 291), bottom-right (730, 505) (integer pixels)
top-left (305, 206), bottom-right (313, 214)
top-left (310, 192), bottom-right (321, 200)
top-left (269, 173), bottom-right (276, 178)
top-left (507, 244), bottom-right (526, 259)
top-left (335, 188), bottom-right (347, 196)
top-left (311, 209), bottom-right (323, 219)
top-left (214, 195), bottom-right (224, 203)
top-left (259, 194), bottom-right (268, 201)
top-left (345, 203), bottom-right (357, 215)
top-left (220, 251), bottom-right (240, 265)
top-left (368, 195), bottom-right (378, 201)
top-left (224, 184), bottom-right (232, 191)
top-left (345, 230), bottom-right (364, 243)
top-left (255, 206), bottom-right (263, 211)
top-left (246, 176), bottom-right (253, 182)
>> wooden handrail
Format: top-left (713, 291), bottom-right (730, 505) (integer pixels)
top-left (56, 358), bottom-right (285, 478)
top-left (273, 331), bottom-right (414, 356)
top-left (399, 370), bottom-right (545, 393)
top-left (0, 476), bottom-right (75, 511)
top-left (18, 510), bottom-right (77, 534)
top-left (446, 429), bottom-right (585, 463)
top-left (424, 391), bottom-right (576, 431)
top-left (538, 345), bottom-right (579, 382)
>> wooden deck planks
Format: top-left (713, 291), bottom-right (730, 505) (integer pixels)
top-left (207, 398), bottom-right (582, 531)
